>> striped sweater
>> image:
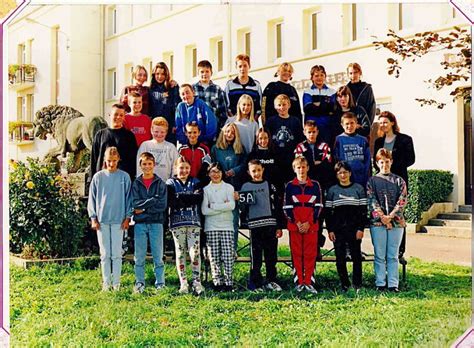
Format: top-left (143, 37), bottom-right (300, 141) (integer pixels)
top-left (325, 182), bottom-right (367, 232)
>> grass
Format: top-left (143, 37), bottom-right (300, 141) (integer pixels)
top-left (10, 246), bottom-right (471, 347)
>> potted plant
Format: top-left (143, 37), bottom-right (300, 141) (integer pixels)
top-left (8, 64), bottom-right (20, 83)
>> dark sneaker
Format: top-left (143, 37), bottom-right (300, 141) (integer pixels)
top-left (388, 287), bottom-right (400, 293)
top-left (211, 284), bottom-right (223, 292)
top-left (223, 285), bottom-right (234, 292)
top-left (376, 286), bottom-right (386, 292)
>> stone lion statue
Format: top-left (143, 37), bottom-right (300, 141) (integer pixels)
top-left (34, 105), bottom-right (108, 172)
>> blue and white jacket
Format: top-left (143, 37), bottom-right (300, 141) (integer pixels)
top-left (175, 98), bottom-right (218, 145)
top-left (224, 76), bottom-right (263, 116)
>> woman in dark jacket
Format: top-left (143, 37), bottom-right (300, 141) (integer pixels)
top-left (149, 62), bottom-right (180, 144)
top-left (346, 63), bottom-right (376, 124)
top-left (373, 111), bottom-right (415, 259)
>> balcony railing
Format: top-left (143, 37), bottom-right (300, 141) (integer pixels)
top-left (8, 64), bottom-right (37, 85)
top-left (9, 121), bottom-right (35, 145)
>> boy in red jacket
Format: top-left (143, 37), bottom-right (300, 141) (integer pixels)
top-left (283, 156), bottom-right (323, 294)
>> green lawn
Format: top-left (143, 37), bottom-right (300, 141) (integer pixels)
top-left (11, 254), bottom-right (471, 347)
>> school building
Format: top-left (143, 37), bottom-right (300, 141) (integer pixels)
top-left (6, 3), bottom-right (471, 206)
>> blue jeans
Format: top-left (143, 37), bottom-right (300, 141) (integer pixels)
top-left (134, 223), bottom-right (165, 286)
top-left (370, 226), bottom-right (404, 288)
top-left (97, 224), bottom-right (124, 287)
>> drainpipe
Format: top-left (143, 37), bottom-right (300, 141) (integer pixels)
top-left (100, 5), bottom-right (105, 117)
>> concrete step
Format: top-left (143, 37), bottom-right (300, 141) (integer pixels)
top-left (419, 226), bottom-right (471, 238)
top-left (458, 205), bottom-right (472, 213)
top-left (427, 218), bottom-right (472, 228)
top-left (437, 212), bottom-right (472, 220)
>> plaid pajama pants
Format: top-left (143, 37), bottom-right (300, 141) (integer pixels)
top-left (206, 230), bottom-right (235, 286)
top-left (170, 226), bottom-right (201, 286)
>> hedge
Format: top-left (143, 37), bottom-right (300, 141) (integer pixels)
top-left (405, 169), bottom-right (454, 223)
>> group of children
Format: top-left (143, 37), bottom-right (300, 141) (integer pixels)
top-left (87, 54), bottom-right (407, 295)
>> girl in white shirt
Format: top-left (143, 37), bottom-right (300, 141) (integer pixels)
top-left (201, 162), bottom-right (236, 292)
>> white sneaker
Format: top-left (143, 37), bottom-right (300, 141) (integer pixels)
top-left (179, 282), bottom-right (189, 294)
top-left (133, 282), bottom-right (145, 294)
top-left (192, 281), bottom-right (205, 295)
top-left (305, 284), bottom-right (318, 295)
top-left (295, 284), bottom-right (305, 292)
top-left (155, 284), bottom-right (166, 291)
top-left (112, 284), bottom-right (120, 291)
top-left (265, 282), bottom-right (283, 292)
top-left (102, 284), bottom-right (111, 292)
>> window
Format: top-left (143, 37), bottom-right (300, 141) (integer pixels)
top-left (350, 4), bottom-right (378, 41)
top-left (27, 39), bottom-right (33, 64)
top-left (18, 43), bottom-right (25, 64)
top-left (267, 19), bottom-right (283, 62)
top-left (244, 32), bottom-right (251, 57)
top-left (124, 63), bottom-right (133, 85)
top-left (17, 96), bottom-right (25, 121)
top-left (311, 11), bottom-right (320, 50)
top-left (399, 4), bottom-right (415, 30)
top-left (163, 52), bottom-right (174, 76)
top-left (185, 45), bottom-right (197, 80)
top-left (142, 58), bottom-right (153, 82)
top-left (275, 22), bottom-right (282, 59)
top-left (217, 40), bottom-right (223, 72)
top-left (26, 94), bottom-right (34, 122)
top-left (237, 28), bottom-right (251, 57)
top-left (210, 37), bottom-right (224, 73)
top-left (107, 6), bottom-right (117, 36)
top-left (107, 68), bottom-right (117, 99)
top-left (192, 47), bottom-right (197, 77)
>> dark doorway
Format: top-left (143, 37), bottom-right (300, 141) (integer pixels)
top-left (464, 97), bottom-right (471, 204)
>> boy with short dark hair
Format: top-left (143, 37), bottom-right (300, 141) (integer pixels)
top-left (124, 92), bottom-right (152, 147)
top-left (90, 103), bottom-right (138, 181)
top-left (240, 159), bottom-right (284, 292)
top-left (193, 60), bottom-right (228, 129)
top-left (326, 161), bottom-right (367, 292)
top-left (283, 156), bottom-right (323, 294)
top-left (333, 112), bottom-right (371, 188)
top-left (294, 120), bottom-right (335, 191)
top-left (175, 84), bottom-right (218, 146)
top-left (178, 121), bottom-right (212, 184)
top-left (132, 152), bottom-right (168, 293)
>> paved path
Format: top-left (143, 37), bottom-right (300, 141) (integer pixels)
top-left (273, 230), bottom-right (471, 267)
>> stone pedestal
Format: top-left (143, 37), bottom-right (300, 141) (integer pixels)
top-left (67, 172), bottom-right (87, 197)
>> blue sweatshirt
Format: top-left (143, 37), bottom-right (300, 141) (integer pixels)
top-left (334, 133), bottom-right (371, 188)
top-left (211, 145), bottom-right (247, 190)
top-left (175, 98), bottom-right (218, 144)
top-left (87, 169), bottom-right (132, 224)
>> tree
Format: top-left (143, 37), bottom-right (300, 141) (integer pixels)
top-left (373, 26), bottom-right (471, 109)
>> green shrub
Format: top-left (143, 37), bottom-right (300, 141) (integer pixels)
top-left (405, 169), bottom-right (454, 223)
top-left (9, 158), bottom-right (88, 258)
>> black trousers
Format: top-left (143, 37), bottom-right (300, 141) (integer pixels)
top-left (249, 226), bottom-right (278, 286)
top-left (333, 229), bottom-right (362, 288)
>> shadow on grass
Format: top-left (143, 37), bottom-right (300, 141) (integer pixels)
top-left (11, 253), bottom-right (470, 303)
